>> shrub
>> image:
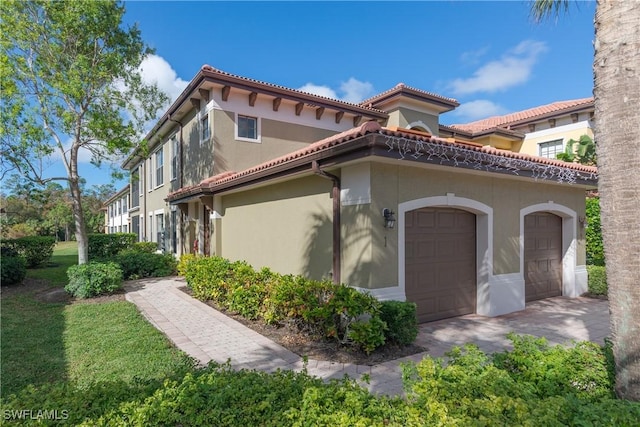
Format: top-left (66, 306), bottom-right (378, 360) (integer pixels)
top-left (1, 236), bottom-right (55, 267)
top-left (586, 197), bottom-right (604, 266)
top-left (177, 254), bottom-right (200, 277)
top-left (88, 233), bottom-right (136, 259)
top-left (65, 262), bottom-right (123, 299)
top-left (113, 250), bottom-right (177, 280)
top-left (133, 241), bottom-right (160, 253)
top-left (1, 256), bottom-right (27, 285)
top-left (587, 265), bottom-right (607, 296)
top-left (379, 300), bottom-right (418, 346)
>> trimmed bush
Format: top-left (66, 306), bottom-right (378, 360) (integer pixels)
top-left (88, 233), bottom-right (136, 259)
top-left (1, 256), bottom-right (27, 285)
top-left (380, 300), bottom-right (418, 346)
top-left (587, 265), bottom-right (607, 296)
top-left (586, 197), bottom-right (604, 266)
top-left (1, 236), bottom-right (55, 267)
top-left (182, 255), bottom-right (389, 354)
top-left (133, 241), bottom-right (161, 253)
top-left (113, 250), bottom-right (177, 280)
top-left (65, 262), bottom-right (123, 299)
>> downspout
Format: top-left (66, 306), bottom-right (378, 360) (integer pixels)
top-left (312, 160), bottom-right (341, 284)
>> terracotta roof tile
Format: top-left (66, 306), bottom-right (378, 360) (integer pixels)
top-left (450, 97), bottom-right (594, 133)
top-left (167, 120), bottom-right (596, 201)
top-left (361, 83), bottom-right (459, 107)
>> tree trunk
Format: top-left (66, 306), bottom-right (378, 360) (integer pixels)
top-left (69, 177), bottom-right (88, 264)
top-left (594, 0), bottom-right (640, 400)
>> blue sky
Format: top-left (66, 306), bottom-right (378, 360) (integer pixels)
top-left (32, 0), bottom-right (599, 192)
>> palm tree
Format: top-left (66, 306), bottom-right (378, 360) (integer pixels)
top-left (532, 0), bottom-right (639, 400)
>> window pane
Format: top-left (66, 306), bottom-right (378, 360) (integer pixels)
top-left (238, 115), bottom-right (257, 139)
top-left (201, 115), bottom-right (210, 141)
top-left (539, 140), bottom-right (563, 159)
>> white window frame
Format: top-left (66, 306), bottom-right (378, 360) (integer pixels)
top-left (155, 148), bottom-right (164, 188)
top-left (171, 134), bottom-right (178, 181)
top-left (200, 113), bottom-right (210, 143)
top-left (235, 114), bottom-right (261, 143)
top-left (538, 139), bottom-right (564, 159)
top-left (148, 157), bottom-right (153, 192)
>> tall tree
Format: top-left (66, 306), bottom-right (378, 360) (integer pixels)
top-left (0, 0), bottom-right (166, 263)
top-left (533, 0), bottom-right (640, 400)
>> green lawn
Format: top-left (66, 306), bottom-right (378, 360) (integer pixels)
top-left (1, 242), bottom-right (194, 408)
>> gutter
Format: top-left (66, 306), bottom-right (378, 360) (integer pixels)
top-left (312, 160), bottom-right (341, 285)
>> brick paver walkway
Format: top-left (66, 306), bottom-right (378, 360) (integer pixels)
top-left (125, 278), bottom-right (610, 397)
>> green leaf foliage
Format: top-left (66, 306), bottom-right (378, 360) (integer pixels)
top-left (587, 265), bottom-right (607, 296)
top-left (586, 197), bottom-right (604, 266)
top-left (380, 300), bottom-right (419, 346)
top-left (0, 0), bottom-right (168, 264)
top-left (1, 236), bottom-right (55, 267)
top-left (0, 255), bottom-right (27, 285)
top-left (113, 250), bottom-right (177, 280)
top-left (179, 255), bottom-right (397, 354)
top-left (65, 262), bottom-right (123, 299)
top-left (88, 233), bottom-right (136, 259)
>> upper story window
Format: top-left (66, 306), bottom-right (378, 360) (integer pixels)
top-left (538, 139), bottom-right (563, 159)
top-left (155, 149), bottom-right (164, 187)
top-left (200, 114), bottom-right (210, 143)
top-left (171, 135), bottom-right (178, 181)
top-left (236, 114), bottom-right (260, 142)
top-left (122, 195), bottom-right (128, 212)
top-left (131, 166), bottom-right (140, 208)
top-left (148, 157), bottom-right (153, 191)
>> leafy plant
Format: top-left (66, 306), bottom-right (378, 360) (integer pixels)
top-left (113, 250), bottom-right (177, 280)
top-left (556, 134), bottom-right (596, 165)
top-left (133, 241), bottom-right (161, 253)
top-left (88, 233), bottom-right (137, 259)
top-left (587, 265), bottom-right (607, 296)
top-left (1, 236), bottom-right (55, 267)
top-left (380, 300), bottom-right (418, 346)
top-left (65, 262), bottom-right (123, 299)
top-left (0, 255), bottom-right (27, 285)
top-left (586, 197), bottom-right (604, 266)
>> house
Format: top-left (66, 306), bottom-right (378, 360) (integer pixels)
top-left (119, 65), bottom-right (597, 322)
top-left (103, 185), bottom-right (130, 235)
top-left (441, 97), bottom-right (594, 159)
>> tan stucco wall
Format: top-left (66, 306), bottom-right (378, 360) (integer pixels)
top-left (219, 175), bottom-right (334, 279)
top-left (212, 111), bottom-right (337, 176)
top-left (386, 107), bottom-right (439, 134)
top-left (363, 161), bottom-right (588, 288)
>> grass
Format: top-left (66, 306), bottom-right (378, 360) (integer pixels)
top-left (25, 241), bottom-right (78, 287)
top-left (1, 242), bottom-right (194, 399)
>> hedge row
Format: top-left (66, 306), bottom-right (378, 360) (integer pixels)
top-left (587, 265), bottom-right (607, 296)
top-left (88, 233), bottom-right (137, 259)
top-left (1, 236), bottom-right (55, 267)
top-left (6, 337), bottom-right (637, 426)
top-left (178, 255), bottom-right (418, 353)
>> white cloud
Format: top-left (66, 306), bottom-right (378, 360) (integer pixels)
top-left (298, 83), bottom-right (338, 99)
top-left (137, 54), bottom-right (189, 105)
top-left (459, 45), bottom-right (490, 66)
top-left (449, 40), bottom-right (548, 96)
top-left (298, 77), bottom-right (375, 103)
top-left (339, 78), bottom-right (375, 103)
top-left (451, 100), bottom-right (508, 122)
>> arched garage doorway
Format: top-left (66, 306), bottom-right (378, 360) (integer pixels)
top-left (523, 212), bottom-right (563, 302)
top-left (405, 207), bottom-right (477, 322)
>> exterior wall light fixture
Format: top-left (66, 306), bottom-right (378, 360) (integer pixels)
top-left (382, 208), bottom-right (396, 229)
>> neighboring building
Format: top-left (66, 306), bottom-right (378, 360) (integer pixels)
top-left (103, 185), bottom-right (130, 234)
top-left (442, 97), bottom-right (594, 159)
top-left (120, 65), bottom-right (597, 323)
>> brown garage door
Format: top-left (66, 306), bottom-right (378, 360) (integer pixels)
top-left (524, 212), bottom-right (562, 302)
top-left (405, 207), bottom-right (476, 323)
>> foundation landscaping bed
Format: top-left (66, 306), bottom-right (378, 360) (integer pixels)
top-left (2, 246), bottom-right (638, 426)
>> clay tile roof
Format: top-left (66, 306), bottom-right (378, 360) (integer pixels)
top-left (200, 66), bottom-right (386, 114)
top-left (167, 119), bottom-right (596, 202)
top-left (450, 97), bottom-right (594, 133)
top-left (360, 83), bottom-right (459, 108)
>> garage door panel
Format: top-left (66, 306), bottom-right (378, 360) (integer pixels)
top-left (524, 212), bottom-right (562, 302)
top-left (405, 207), bottom-right (477, 323)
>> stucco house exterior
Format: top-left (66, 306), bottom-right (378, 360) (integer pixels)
top-left (119, 65), bottom-right (597, 323)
